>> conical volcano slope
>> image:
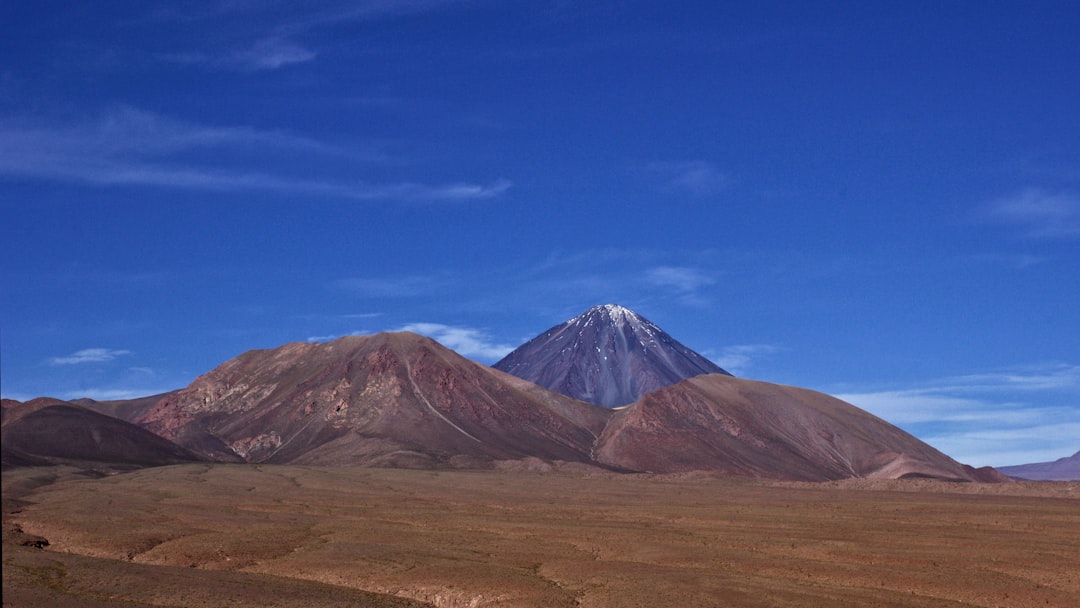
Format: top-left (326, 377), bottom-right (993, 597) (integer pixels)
top-left (137, 332), bottom-right (610, 467)
top-left (593, 374), bottom-right (1001, 481)
top-left (494, 304), bottom-right (729, 407)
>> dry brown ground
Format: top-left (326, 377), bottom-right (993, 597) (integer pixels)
top-left (4, 463), bottom-right (1079, 608)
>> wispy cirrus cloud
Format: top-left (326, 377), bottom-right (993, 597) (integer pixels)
top-left (834, 363), bottom-right (1080, 467)
top-left (307, 330), bottom-right (369, 343)
top-left (157, 0), bottom-right (469, 72)
top-left (166, 37), bottom-right (317, 71)
top-left (645, 265), bottom-right (716, 306)
top-left (49, 348), bottom-right (132, 366)
top-left (966, 253), bottom-right (1050, 270)
top-left (984, 188), bottom-right (1080, 239)
top-left (645, 266), bottom-right (715, 292)
top-left (396, 322), bottom-right (515, 362)
top-left (0, 108), bottom-right (511, 202)
top-left (706, 344), bottom-right (784, 376)
top-left (302, 319), bottom-right (515, 362)
top-left (649, 160), bottom-right (731, 196)
top-left (2, 106), bottom-right (363, 159)
top-left (944, 364), bottom-right (1080, 392)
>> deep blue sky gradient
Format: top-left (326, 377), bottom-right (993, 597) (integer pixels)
top-left (3, 1), bottom-right (1078, 466)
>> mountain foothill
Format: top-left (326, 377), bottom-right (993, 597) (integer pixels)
top-left (3, 305), bottom-right (1013, 482)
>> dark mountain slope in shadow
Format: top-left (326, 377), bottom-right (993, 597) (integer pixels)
top-left (1, 398), bottom-right (202, 469)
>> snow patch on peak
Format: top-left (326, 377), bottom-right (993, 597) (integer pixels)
top-left (494, 302), bottom-right (731, 407)
top-left (575, 304), bottom-right (641, 324)
top-left (600, 303), bottom-right (638, 321)
top-left (567, 304), bottom-right (653, 332)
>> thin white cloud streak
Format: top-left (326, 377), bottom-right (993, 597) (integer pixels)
top-left (943, 364), bottom-right (1080, 392)
top-left (835, 363), bottom-right (1080, 467)
top-left (0, 108), bottom-right (511, 202)
top-left (303, 321), bottom-right (515, 362)
top-left (232, 37), bottom-right (317, 70)
top-left (985, 188), bottom-right (1080, 239)
top-left (396, 323), bottom-right (515, 362)
top-left (280, 0), bottom-right (468, 33)
top-left (645, 265), bottom-right (717, 306)
top-left (49, 348), bottom-right (132, 366)
top-left (646, 266), bottom-right (715, 292)
top-left (307, 330), bottom-right (369, 343)
top-left (649, 160), bottom-right (730, 196)
top-left (3, 106), bottom-right (363, 159)
top-left (707, 344), bottom-right (783, 376)
top-left (156, 0), bottom-right (469, 71)
top-left (165, 40), bottom-right (316, 71)
top-left (924, 422), bottom-right (1080, 469)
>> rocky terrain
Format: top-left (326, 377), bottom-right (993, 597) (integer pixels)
top-left (494, 304), bottom-right (729, 407)
top-left (136, 332), bottom-right (609, 468)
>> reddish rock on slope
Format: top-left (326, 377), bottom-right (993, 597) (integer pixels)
top-left (137, 332), bottom-right (610, 467)
top-left (594, 374), bottom-right (988, 481)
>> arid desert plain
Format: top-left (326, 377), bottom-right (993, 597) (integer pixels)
top-left (4, 463), bottom-right (1079, 608)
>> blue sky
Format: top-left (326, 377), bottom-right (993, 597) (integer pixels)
top-left (2, 1), bottom-right (1078, 467)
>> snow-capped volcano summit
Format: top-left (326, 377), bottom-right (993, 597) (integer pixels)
top-left (493, 304), bottom-right (730, 407)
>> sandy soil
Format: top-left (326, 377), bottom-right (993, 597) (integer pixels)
top-left (4, 463), bottom-right (1079, 607)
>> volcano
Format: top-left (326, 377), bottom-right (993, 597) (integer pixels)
top-left (136, 332), bottom-right (609, 467)
top-left (494, 304), bottom-right (729, 407)
top-left (6, 327), bottom-right (1000, 481)
top-left (592, 374), bottom-right (1003, 481)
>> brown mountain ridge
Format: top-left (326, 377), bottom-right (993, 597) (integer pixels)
top-left (4, 306), bottom-right (1003, 481)
top-left (118, 329), bottom-right (997, 481)
top-left (594, 374), bottom-right (1003, 481)
top-left (1, 398), bottom-right (202, 470)
top-left (137, 332), bottom-right (610, 468)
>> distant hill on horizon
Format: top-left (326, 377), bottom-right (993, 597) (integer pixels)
top-left (1, 397), bottom-right (201, 469)
top-left (997, 451), bottom-right (1080, 481)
